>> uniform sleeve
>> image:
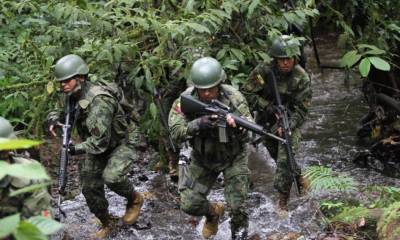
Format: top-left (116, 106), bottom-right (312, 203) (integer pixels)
top-left (241, 65), bottom-right (273, 112)
top-left (74, 95), bottom-right (116, 155)
top-left (289, 70), bottom-right (312, 129)
top-left (168, 97), bottom-right (190, 144)
top-left (233, 90), bottom-right (253, 122)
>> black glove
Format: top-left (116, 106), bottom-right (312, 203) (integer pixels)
top-left (266, 105), bottom-right (278, 117)
top-left (197, 115), bottom-right (218, 130)
top-left (68, 145), bottom-right (85, 155)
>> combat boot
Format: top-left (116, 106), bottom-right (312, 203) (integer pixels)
top-left (91, 215), bottom-right (119, 239)
top-left (299, 175), bottom-right (310, 195)
top-left (123, 191), bottom-right (144, 224)
top-left (202, 202), bottom-right (225, 239)
top-left (277, 192), bottom-right (289, 217)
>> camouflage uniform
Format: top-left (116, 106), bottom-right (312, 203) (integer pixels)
top-left (48, 81), bottom-right (139, 223)
top-left (168, 84), bottom-right (252, 235)
top-left (243, 63), bottom-right (311, 195)
top-left (0, 156), bottom-right (52, 219)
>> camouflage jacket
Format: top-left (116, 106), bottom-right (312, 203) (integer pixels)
top-left (168, 84), bottom-right (252, 166)
top-left (0, 157), bottom-right (52, 219)
top-left (48, 81), bottom-right (135, 155)
top-left (242, 63), bottom-right (311, 130)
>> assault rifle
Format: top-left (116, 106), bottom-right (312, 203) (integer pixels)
top-left (57, 96), bottom-right (72, 220)
top-left (267, 70), bottom-right (302, 195)
top-left (154, 88), bottom-right (177, 153)
top-left (180, 95), bottom-right (286, 144)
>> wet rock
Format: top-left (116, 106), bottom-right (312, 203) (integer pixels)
top-left (248, 233), bottom-right (262, 240)
top-left (138, 174), bottom-right (149, 182)
top-left (267, 232), bottom-right (302, 240)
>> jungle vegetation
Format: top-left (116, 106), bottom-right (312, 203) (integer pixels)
top-left (1, 0), bottom-right (400, 238)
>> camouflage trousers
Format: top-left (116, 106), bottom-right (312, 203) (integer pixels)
top-left (80, 142), bottom-right (136, 222)
top-left (264, 128), bottom-right (302, 195)
top-left (180, 148), bottom-right (250, 234)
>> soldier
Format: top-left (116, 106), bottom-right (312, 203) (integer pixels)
top-left (242, 36), bottom-right (312, 213)
top-left (47, 54), bottom-right (143, 238)
top-left (169, 57), bottom-right (252, 239)
top-left (0, 117), bottom-right (52, 219)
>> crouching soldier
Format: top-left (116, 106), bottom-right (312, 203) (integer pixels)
top-left (168, 57), bottom-right (252, 239)
top-left (47, 54), bottom-right (143, 238)
top-left (0, 117), bottom-right (52, 219)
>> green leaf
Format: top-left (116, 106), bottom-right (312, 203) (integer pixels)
top-left (28, 216), bottom-right (63, 235)
top-left (14, 221), bottom-right (47, 240)
top-left (0, 214), bottom-right (20, 238)
top-left (230, 48), bottom-right (245, 63)
top-left (185, 0), bottom-right (195, 13)
top-left (186, 23), bottom-right (210, 34)
top-left (0, 161), bottom-right (10, 179)
top-left (359, 58), bottom-right (371, 77)
top-left (0, 138), bottom-right (42, 151)
top-left (340, 50), bottom-right (362, 68)
top-left (7, 162), bottom-right (50, 180)
top-left (9, 182), bottom-right (51, 197)
top-left (149, 102), bottom-right (157, 120)
top-left (247, 0), bottom-right (260, 19)
top-left (364, 49), bottom-right (386, 55)
top-left (357, 44), bottom-right (381, 51)
top-left (368, 57), bottom-right (391, 71)
top-left (216, 48), bottom-right (227, 60)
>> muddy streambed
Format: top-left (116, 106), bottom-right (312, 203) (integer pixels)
top-left (46, 34), bottom-right (400, 240)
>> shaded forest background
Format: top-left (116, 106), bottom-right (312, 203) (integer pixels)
top-left (0, 0), bottom-right (399, 142)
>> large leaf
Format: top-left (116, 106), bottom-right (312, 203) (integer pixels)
top-left (0, 214), bottom-right (20, 238)
top-left (340, 50), bottom-right (362, 68)
top-left (359, 58), bottom-right (371, 77)
top-left (14, 221), bottom-right (47, 240)
top-left (247, 0), bottom-right (260, 19)
top-left (184, 0), bottom-right (195, 13)
top-left (7, 162), bottom-right (50, 180)
top-left (0, 161), bottom-right (9, 179)
top-left (28, 216), bottom-right (63, 235)
top-left (149, 102), bottom-right (158, 120)
top-left (9, 182), bottom-right (51, 197)
top-left (186, 23), bottom-right (210, 34)
top-left (0, 138), bottom-right (42, 151)
top-left (368, 57), bottom-right (391, 71)
top-left (230, 48), bottom-right (245, 63)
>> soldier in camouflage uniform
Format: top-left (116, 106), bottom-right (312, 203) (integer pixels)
top-left (169, 57), bottom-right (252, 239)
top-left (47, 54), bottom-right (143, 238)
top-left (242, 36), bottom-right (312, 213)
top-left (0, 117), bottom-right (52, 219)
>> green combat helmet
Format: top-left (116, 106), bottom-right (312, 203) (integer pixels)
top-left (54, 54), bottom-right (89, 81)
top-left (0, 117), bottom-right (16, 139)
top-left (269, 35), bottom-right (300, 59)
top-left (190, 57), bottom-right (226, 89)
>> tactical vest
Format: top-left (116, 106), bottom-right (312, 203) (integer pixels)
top-left (183, 85), bottom-right (248, 169)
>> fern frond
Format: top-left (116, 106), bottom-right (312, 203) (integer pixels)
top-left (304, 166), bottom-right (357, 193)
